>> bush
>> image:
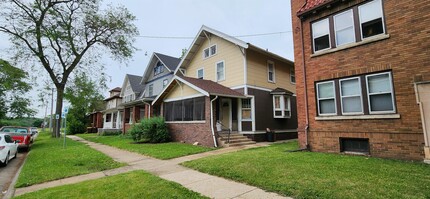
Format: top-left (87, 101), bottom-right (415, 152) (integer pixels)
top-left (98, 131), bottom-right (121, 136)
top-left (128, 117), bottom-right (170, 143)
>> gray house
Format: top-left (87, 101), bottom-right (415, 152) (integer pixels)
top-left (120, 52), bottom-right (180, 133)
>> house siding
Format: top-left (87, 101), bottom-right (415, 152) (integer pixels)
top-left (248, 87), bottom-right (298, 132)
top-left (246, 49), bottom-right (296, 93)
top-left (291, 0), bottom-right (430, 160)
top-left (186, 35), bottom-right (245, 87)
top-left (164, 83), bottom-right (202, 101)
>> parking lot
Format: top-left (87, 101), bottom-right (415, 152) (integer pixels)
top-left (0, 152), bottom-right (27, 199)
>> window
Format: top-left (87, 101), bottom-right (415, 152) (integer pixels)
top-left (366, 72), bottom-right (395, 113)
top-left (359, 0), bottom-right (385, 39)
top-left (148, 84), bottom-right (153, 97)
top-left (340, 77), bottom-right (363, 114)
top-left (163, 79), bottom-right (168, 88)
top-left (290, 67), bottom-right (296, 84)
top-left (241, 99), bottom-right (252, 120)
top-left (154, 61), bottom-right (164, 76)
top-left (203, 44), bottom-right (217, 59)
top-left (334, 10), bottom-right (355, 46)
top-left (316, 71), bottom-right (396, 116)
top-left (340, 138), bottom-right (369, 154)
top-left (4, 135), bottom-right (14, 143)
top-left (316, 81), bottom-right (336, 115)
top-left (216, 61), bottom-right (225, 81)
top-left (197, 68), bottom-right (204, 79)
top-left (312, 18), bottom-right (331, 52)
top-left (164, 97), bottom-right (205, 121)
top-left (105, 113), bottom-right (112, 122)
top-left (311, 0), bottom-right (386, 53)
top-left (273, 95), bottom-right (291, 118)
top-left (267, 61), bottom-right (275, 82)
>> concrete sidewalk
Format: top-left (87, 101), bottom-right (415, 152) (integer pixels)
top-left (14, 136), bottom-right (290, 199)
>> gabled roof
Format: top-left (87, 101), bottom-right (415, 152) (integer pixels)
top-left (140, 52), bottom-right (181, 84)
top-left (297, 0), bottom-right (336, 16)
top-left (155, 53), bottom-right (181, 71)
top-left (104, 93), bottom-right (121, 101)
top-left (152, 76), bottom-right (245, 105)
top-left (174, 25), bottom-right (294, 75)
top-left (109, 87), bottom-right (121, 92)
top-left (120, 74), bottom-right (144, 97)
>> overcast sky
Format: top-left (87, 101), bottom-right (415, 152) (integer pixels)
top-left (0, 0), bottom-right (294, 117)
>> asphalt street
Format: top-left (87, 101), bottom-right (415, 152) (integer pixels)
top-left (0, 152), bottom-right (27, 199)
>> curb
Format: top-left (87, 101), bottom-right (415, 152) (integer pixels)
top-left (2, 152), bottom-right (29, 199)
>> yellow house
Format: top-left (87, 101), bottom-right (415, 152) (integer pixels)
top-left (153, 26), bottom-right (296, 147)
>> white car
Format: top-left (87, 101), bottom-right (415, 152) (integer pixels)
top-left (0, 133), bottom-right (18, 166)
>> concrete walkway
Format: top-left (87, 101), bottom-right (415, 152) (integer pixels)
top-left (14, 136), bottom-right (291, 199)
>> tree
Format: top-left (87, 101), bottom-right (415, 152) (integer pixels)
top-left (64, 73), bottom-right (105, 134)
top-left (0, 59), bottom-right (35, 119)
top-left (0, 0), bottom-right (138, 137)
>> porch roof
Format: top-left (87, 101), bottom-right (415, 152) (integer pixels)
top-left (152, 76), bottom-right (245, 105)
top-left (270, 87), bottom-right (294, 95)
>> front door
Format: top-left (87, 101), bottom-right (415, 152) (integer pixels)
top-left (221, 98), bottom-right (232, 130)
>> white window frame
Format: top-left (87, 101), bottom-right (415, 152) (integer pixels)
top-left (334, 9), bottom-right (355, 46)
top-left (163, 79), bottom-right (168, 88)
top-left (272, 95), bottom-right (291, 118)
top-left (203, 44), bottom-right (217, 59)
top-left (358, 0), bottom-right (386, 40)
top-left (216, 60), bottom-right (225, 82)
top-left (340, 77), bottom-right (363, 115)
top-left (197, 67), bottom-right (204, 79)
top-left (312, 18), bottom-right (331, 52)
top-left (316, 81), bottom-right (337, 116)
top-left (290, 67), bottom-right (296, 84)
top-left (267, 60), bottom-right (276, 83)
top-left (241, 98), bottom-right (252, 121)
top-left (365, 72), bottom-right (395, 114)
top-left (148, 84), bottom-right (153, 97)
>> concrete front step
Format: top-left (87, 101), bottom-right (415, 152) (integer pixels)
top-left (218, 133), bottom-right (256, 147)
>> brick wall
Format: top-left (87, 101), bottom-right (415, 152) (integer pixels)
top-left (291, 0), bottom-right (430, 160)
top-left (166, 96), bottom-right (216, 147)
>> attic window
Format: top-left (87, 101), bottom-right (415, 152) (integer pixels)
top-left (154, 61), bottom-right (164, 76)
top-left (203, 44), bottom-right (217, 59)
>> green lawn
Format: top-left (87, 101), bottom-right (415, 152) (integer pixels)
top-left (16, 132), bottom-right (125, 188)
top-left (182, 141), bottom-right (430, 199)
top-left (15, 171), bottom-right (207, 199)
top-left (76, 134), bottom-right (214, 160)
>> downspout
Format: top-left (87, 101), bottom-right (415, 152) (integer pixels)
top-left (300, 17), bottom-right (310, 149)
top-left (210, 96), bottom-right (219, 148)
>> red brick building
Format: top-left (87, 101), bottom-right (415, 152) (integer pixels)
top-left (291, 0), bottom-right (430, 161)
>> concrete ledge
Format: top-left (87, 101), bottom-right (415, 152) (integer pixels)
top-left (315, 114), bottom-right (400, 121)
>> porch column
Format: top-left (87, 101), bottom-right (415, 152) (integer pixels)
top-left (415, 82), bottom-right (430, 163)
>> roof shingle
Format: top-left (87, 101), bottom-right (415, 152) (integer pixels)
top-left (298, 0), bottom-right (334, 16)
top-left (155, 53), bottom-right (181, 71)
top-left (126, 74), bottom-right (143, 94)
top-left (180, 76), bottom-right (244, 97)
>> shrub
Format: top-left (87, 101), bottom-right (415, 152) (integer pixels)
top-left (128, 117), bottom-right (170, 143)
top-left (98, 131), bottom-right (122, 136)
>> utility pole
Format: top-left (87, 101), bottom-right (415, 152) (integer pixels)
top-left (50, 88), bottom-right (54, 135)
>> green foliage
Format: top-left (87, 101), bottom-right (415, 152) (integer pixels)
top-left (15, 131), bottom-right (124, 188)
top-left (128, 117), bottom-right (170, 143)
top-left (0, 59), bottom-right (35, 119)
top-left (32, 118), bottom-right (44, 127)
top-left (0, 117), bottom-right (42, 127)
top-left (98, 131), bottom-right (122, 136)
top-left (65, 74), bottom-right (105, 135)
top-left (77, 134), bottom-right (213, 160)
top-left (183, 141), bottom-right (430, 199)
top-left (15, 171), bottom-right (208, 199)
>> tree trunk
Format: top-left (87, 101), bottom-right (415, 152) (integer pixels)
top-left (52, 85), bottom-right (65, 138)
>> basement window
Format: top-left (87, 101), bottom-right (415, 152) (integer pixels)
top-left (340, 138), bottom-right (369, 154)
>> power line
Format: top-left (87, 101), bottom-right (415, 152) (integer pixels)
top-left (135, 30), bottom-right (292, 40)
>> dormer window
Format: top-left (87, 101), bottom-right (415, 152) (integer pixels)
top-left (203, 44), bottom-right (217, 59)
top-left (154, 61), bottom-right (164, 76)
